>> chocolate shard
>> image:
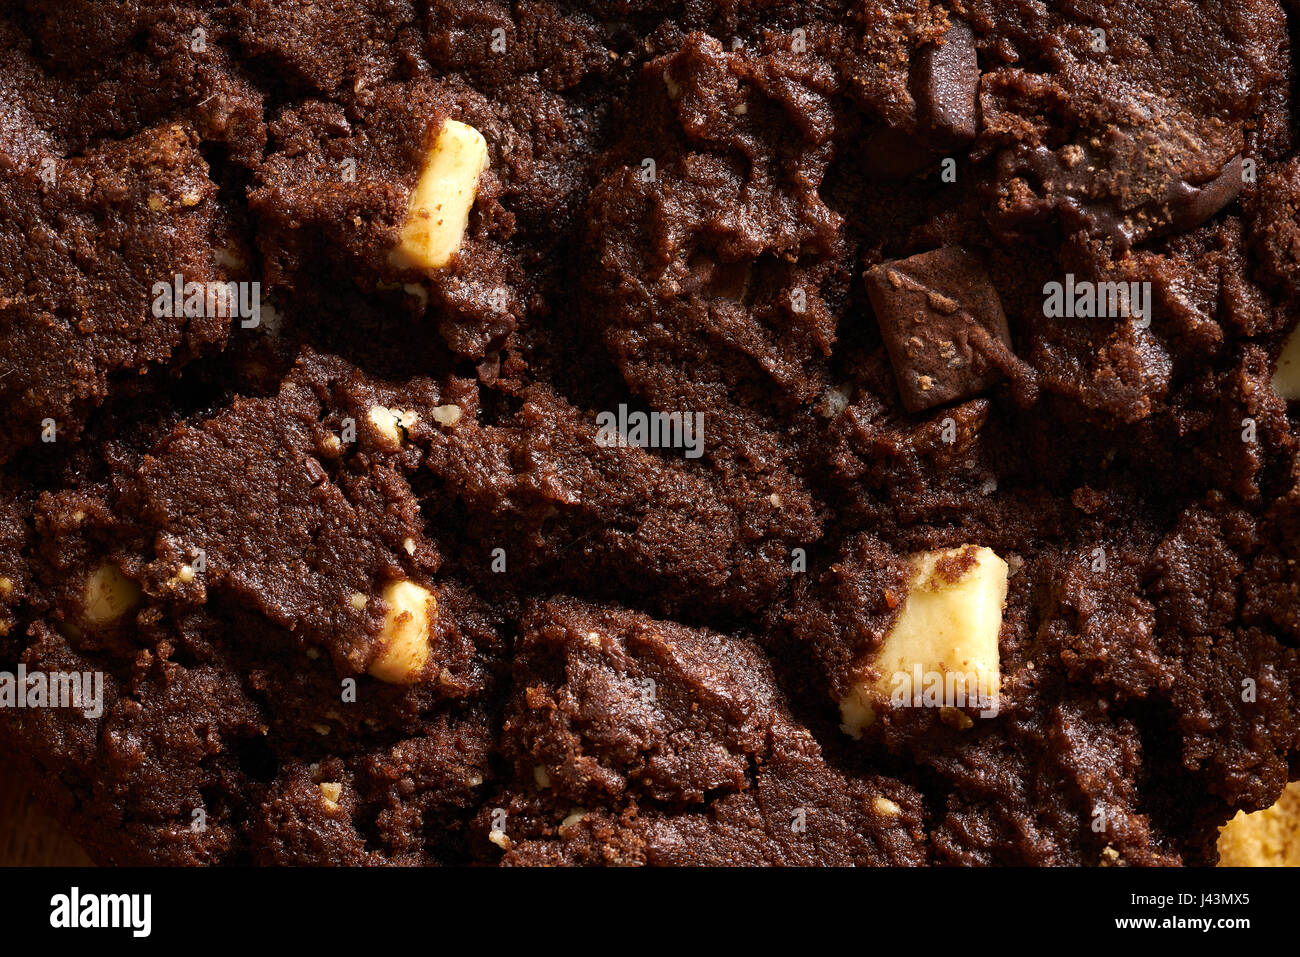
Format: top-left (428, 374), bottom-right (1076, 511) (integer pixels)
top-left (912, 19), bottom-right (980, 142)
top-left (865, 247), bottom-right (1014, 413)
top-left (1165, 154), bottom-right (1244, 234)
top-left (862, 19), bottom-right (981, 178)
top-left (994, 144), bottom-right (1244, 249)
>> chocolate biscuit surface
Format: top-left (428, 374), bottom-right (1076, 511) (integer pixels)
top-left (0, 0), bottom-right (1298, 867)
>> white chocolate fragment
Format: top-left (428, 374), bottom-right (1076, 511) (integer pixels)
top-left (402, 283), bottom-right (429, 308)
top-left (430, 404), bottom-right (462, 427)
top-left (367, 580), bottom-right (437, 684)
top-left (840, 545), bottom-right (1007, 737)
top-left (1273, 326), bottom-right (1300, 399)
top-left (319, 782), bottom-right (342, 810)
top-left (560, 808), bottom-right (587, 830)
top-left (391, 119), bottom-right (489, 271)
top-left (873, 796), bottom-right (901, 817)
top-left (367, 406), bottom-right (419, 450)
top-left (82, 562), bottom-right (141, 627)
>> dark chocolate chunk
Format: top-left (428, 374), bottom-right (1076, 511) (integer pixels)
top-left (995, 143), bottom-right (1244, 249)
top-left (1165, 154), bottom-right (1244, 234)
top-left (865, 247), bottom-right (1014, 412)
top-left (912, 19), bottom-right (980, 142)
top-left (863, 20), bottom-right (980, 177)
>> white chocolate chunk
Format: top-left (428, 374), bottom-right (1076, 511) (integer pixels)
top-left (391, 119), bottom-right (489, 271)
top-left (840, 545), bottom-right (1007, 737)
top-left (560, 808), bottom-right (587, 830)
top-left (430, 404), bottom-right (462, 427)
top-left (367, 580), bottom-right (437, 684)
top-left (367, 406), bottom-right (419, 450)
top-left (319, 782), bottom-right (342, 810)
top-left (82, 562), bottom-right (141, 627)
top-left (873, 796), bottom-right (901, 817)
top-left (1272, 325), bottom-right (1300, 399)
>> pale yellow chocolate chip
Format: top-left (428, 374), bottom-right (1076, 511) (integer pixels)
top-left (430, 404), bottom-right (462, 427)
top-left (319, 782), bottom-right (342, 810)
top-left (367, 580), bottom-right (437, 684)
top-left (82, 562), bottom-right (141, 627)
top-left (873, 796), bottom-right (901, 817)
top-left (840, 545), bottom-right (1007, 737)
top-left (366, 406), bottom-right (420, 450)
top-left (1273, 326), bottom-right (1300, 399)
top-left (391, 119), bottom-right (489, 271)
top-left (560, 808), bottom-right (588, 831)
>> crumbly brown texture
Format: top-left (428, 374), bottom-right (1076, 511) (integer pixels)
top-left (1, 0), bottom-right (1299, 866)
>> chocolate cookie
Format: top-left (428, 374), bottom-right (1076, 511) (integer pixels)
top-left (1, 0), bottom-right (1299, 868)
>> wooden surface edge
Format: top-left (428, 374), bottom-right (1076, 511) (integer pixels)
top-left (0, 758), bottom-right (93, 867)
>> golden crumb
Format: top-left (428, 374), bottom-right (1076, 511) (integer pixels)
top-left (1217, 781), bottom-right (1300, 866)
